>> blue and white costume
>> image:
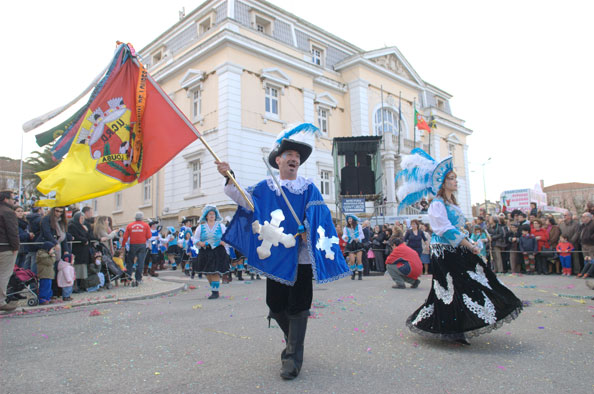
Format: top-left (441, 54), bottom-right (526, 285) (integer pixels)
top-left (396, 149), bottom-right (522, 341)
top-left (223, 176), bottom-right (350, 285)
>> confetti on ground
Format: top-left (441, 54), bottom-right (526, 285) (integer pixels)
top-left (192, 304), bottom-right (202, 309)
top-left (567, 330), bottom-right (583, 336)
top-left (89, 309), bottom-right (102, 317)
top-left (538, 326), bottom-right (545, 329)
top-left (196, 361), bottom-right (204, 365)
top-left (497, 366), bottom-right (506, 370)
top-left (154, 372), bottom-right (160, 375)
top-left (188, 285), bottom-right (196, 290)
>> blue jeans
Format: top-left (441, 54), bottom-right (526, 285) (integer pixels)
top-left (39, 278), bottom-right (53, 302)
top-left (126, 244), bottom-right (147, 281)
top-left (22, 252), bottom-right (37, 275)
top-left (61, 286), bottom-right (73, 299)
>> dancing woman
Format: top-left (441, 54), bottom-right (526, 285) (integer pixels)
top-left (342, 214), bottom-right (365, 280)
top-left (398, 149), bottom-right (522, 345)
top-left (192, 205), bottom-right (230, 299)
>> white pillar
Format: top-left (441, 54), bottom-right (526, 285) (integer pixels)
top-left (216, 61), bottom-right (243, 174)
top-left (348, 79), bottom-right (370, 136)
top-left (301, 89), bottom-right (317, 179)
top-left (382, 151), bottom-right (396, 216)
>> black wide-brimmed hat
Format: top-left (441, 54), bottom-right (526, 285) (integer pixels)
top-left (268, 139), bottom-right (313, 169)
top-left (267, 123), bottom-right (319, 169)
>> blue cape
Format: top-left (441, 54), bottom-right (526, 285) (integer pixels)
top-left (223, 178), bottom-right (350, 285)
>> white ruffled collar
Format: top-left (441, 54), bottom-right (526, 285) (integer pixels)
top-left (266, 176), bottom-right (312, 195)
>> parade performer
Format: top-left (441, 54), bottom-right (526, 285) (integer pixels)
top-left (397, 149), bottom-right (522, 345)
top-left (146, 220), bottom-right (160, 277)
top-left (218, 123), bottom-right (350, 380)
top-left (164, 227), bottom-right (179, 271)
top-left (192, 205), bottom-right (230, 299)
top-left (180, 229), bottom-right (195, 276)
top-left (342, 214), bottom-right (365, 280)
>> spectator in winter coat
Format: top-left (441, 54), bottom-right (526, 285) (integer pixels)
top-left (37, 242), bottom-right (57, 305)
top-left (531, 219), bottom-right (550, 274)
top-left (519, 226), bottom-right (537, 274)
top-left (545, 217), bottom-right (561, 274)
top-left (559, 212), bottom-right (580, 274)
top-left (579, 213), bottom-right (594, 278)
top-left (385, 236), bottom-right (422, 289)
top-left (404, 219), bottom-right (426, 258)
top-left (15, 206), bottom-right (33, 268)
top-left (57, 253), bottom-right (75, 301)
top-left (0, 190), bottom-right (19, 312)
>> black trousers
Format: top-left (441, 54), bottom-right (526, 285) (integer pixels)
top-left (266, 264), bottom-right (313, 315)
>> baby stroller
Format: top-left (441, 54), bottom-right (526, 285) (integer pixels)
top-left (90, 241), bottom-right (130, 289)
top-left (6, 266), bottom-right (39, 306)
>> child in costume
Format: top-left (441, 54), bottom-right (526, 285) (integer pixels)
top-left (556, 235), bottom-right (574, 276)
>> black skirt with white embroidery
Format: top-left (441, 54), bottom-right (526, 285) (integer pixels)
top-left (406, 244), bottom-right (522, 340)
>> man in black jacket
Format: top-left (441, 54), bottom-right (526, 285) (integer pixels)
top-left (0, 190), bottom-right (20, 312)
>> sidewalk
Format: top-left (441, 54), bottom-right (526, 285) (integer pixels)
top-left (3, 271), bottom-right (187, 316)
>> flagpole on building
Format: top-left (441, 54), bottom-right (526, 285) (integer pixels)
top-left (397, 92), bottom-right (401, 155)
top-left (380, 85), bottom-right (385, 150)
top-left (138, 60), bottom-right (254, 211)
top-left (413, 98), bottom-right (417, 149)
top-left (18, 131), bottom-right (24, 203)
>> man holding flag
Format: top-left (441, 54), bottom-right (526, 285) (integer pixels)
top-left (217, 124), bottom-right (350, 380)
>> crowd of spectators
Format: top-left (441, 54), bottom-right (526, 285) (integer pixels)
top-left (334, 201), bottom-right (594, 279)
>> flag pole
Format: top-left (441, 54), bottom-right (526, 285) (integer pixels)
top-left (134, 59), bottom-right (254, 211)
top-left (398, 92), bottom-right (401, 155)
top-left (413, 98), bottom-right (417, 149)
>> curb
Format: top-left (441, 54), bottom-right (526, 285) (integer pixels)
top-left (2, 280), bottom-right (188, 316)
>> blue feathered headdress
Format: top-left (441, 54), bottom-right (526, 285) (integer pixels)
top-left (199, 205), bottom-right (222, 223)
top-left (395, 148), bottom-right (453, 213)
top-left (268, 123), bottom-right (321, 169)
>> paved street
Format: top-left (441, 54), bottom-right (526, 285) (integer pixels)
top-left (1, 272), bottom-right (592, 394)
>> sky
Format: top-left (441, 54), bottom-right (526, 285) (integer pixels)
top-left (2, 0), bottom-right (592, 205)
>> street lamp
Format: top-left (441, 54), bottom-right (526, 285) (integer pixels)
top-left (481, 157), bottom-right (492, 215)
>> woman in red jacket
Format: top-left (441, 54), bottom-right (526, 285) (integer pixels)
top-left (531, 219), bottom-right (550, 275)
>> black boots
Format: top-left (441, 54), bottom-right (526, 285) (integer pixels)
top-left (351, 271), bottom-right (356, 280)
top-left (358, 271), bottom-right (362, 280)
top-left (237, 270), bottom-right (243, 281)
top-left (280, 310), bottom-right (309, 380)
top-left (208, 291), bottom-right (219, 299)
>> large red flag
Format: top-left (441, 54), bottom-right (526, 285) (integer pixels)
top-left (35, 44), bottom-right (198, 207)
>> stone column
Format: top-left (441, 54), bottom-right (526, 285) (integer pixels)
top-left (347, 79), bottom-right (370, 137)
top-left (382, 151), bottom-right (397, 216)
top-left (216, 62), bottom-right (243, 172)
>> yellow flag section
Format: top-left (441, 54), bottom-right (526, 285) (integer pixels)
top-left (36, 60), bottom-right (141, 207)
top-left (37, 109), bottom-right (137, 207)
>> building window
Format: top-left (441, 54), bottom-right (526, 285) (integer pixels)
top-left (374, 108), bottom-right (398, 135)
top-left (436, 97), bottom-right (446, 111)
top-left (92, 199), bottom-right (98, 212)
top-left (192, 89), bottom-right (202, 121)
top-left (190, 160), bottom-right (201, 192)
top-left (152, 50), bottom-right (163, 65)
top-left (448, 144), bottom-right (456, 166)
top-left (143, 178), bottom-right (152, 203)
top-left (265, 85), bottom-right (279, 116)
top-left (115, 192), bottom-right (122, 210)
top-left (254, 15), bottom-right (272, 35)
top-left (199, 17), bottom-right (211, 35)
top-left (320, 170), bottom-right (332, 198)
top-left (318, 107), bottom-right (329, 135)
top-left (311, 46), bottom-right (323, 66)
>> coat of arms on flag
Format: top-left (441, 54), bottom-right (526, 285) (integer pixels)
top-left (24, 43), bottom-right (199, 207)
